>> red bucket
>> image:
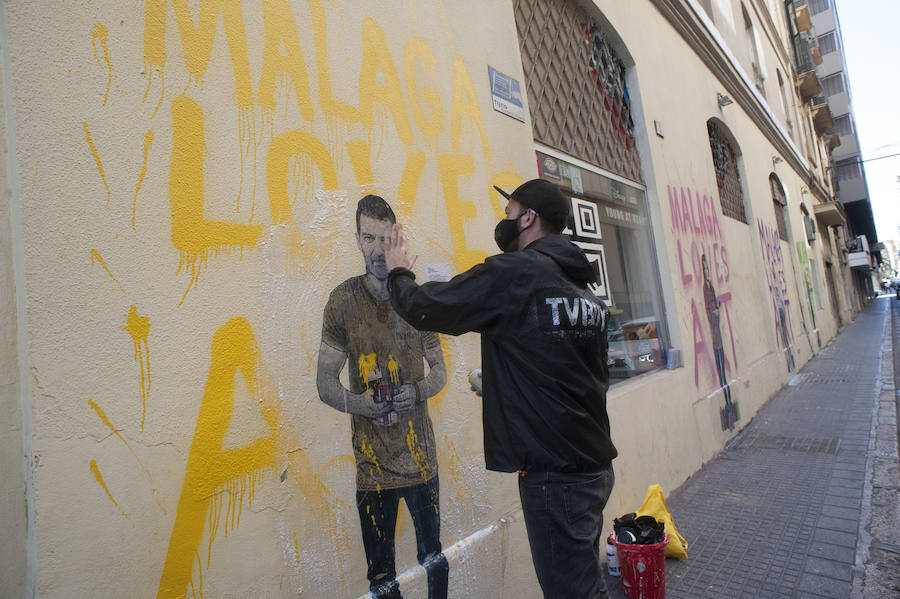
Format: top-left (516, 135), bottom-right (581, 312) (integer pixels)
top-left (611, 532), bottom-right (668, 599)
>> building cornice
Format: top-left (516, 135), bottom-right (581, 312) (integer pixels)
top-left (650, 0), bottom-right (831, 203)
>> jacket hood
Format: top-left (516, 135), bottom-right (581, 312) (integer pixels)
top-left (527, 235), bottom-right (596, 285)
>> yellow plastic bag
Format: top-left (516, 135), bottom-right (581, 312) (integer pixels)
top-left (635, 484), bottom-right (688, 559)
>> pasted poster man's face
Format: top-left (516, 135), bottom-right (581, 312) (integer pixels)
top-left (357, 214), bottom-right (393, 280)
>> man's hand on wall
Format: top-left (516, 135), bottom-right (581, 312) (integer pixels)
top-left (385, 223), bottom-right (417, 272)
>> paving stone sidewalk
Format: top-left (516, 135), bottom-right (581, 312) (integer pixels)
top-left (603, 296), bottom-right (897, 598)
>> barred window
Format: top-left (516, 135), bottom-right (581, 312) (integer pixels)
top-left (818, 31), bottom-right (838, 55)
top-left (809, 0), bottom-right (830, 15)
top-left (835, 161), bottom-right (861, 182)
top-left (832, 114), bottom-right (853, 137)
top-left (708, 120), bottom-right (747, 223)
top-left (770, 175), bottom-right (789, 242)
top-left (821, 73), bottom-right (845, 96)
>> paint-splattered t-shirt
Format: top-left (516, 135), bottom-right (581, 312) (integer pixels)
top-left (322, 275), bottom-right (440, 491)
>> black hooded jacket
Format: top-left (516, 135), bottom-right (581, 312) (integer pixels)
top-left (387, 235), bottom-right (617, 473)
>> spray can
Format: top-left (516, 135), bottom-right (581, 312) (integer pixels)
top-left (606, 535), bottom-right (620, 577)
top-left (468, 369), bottom-right (483, 394)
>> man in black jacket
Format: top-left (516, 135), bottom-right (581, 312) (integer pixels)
top-left (384, 179), bottom-right (617, 599)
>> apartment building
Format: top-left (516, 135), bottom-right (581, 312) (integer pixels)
top-left (0, 1), bottom-right (868, 597)
top-left (807, 0), bottom-right (881, 300)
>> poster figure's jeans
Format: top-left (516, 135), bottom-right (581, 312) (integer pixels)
top-left (518, 466), bottom-right (615, 599)
top-left (356, 476), bottom-right (448, 599)
top-left (713, 345), bottom-right (738, 430)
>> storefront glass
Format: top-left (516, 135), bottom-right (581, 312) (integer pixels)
top-left (537, 149), bottom-right (669, 381)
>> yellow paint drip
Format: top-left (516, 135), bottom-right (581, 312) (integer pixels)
top-left (292, 531), bottom-right (301, 565)
top-left (89, 459), bottom-right (132, 523)
top-left (405, 421), bottom-right (430, 483)
top-left (133, 130), bottom-right (154, 229)
top-left (358, 353), bottom-right (377, 391)
top-left (359, 441), bottom-right (383, 479)
top-left (82, 122), bottom-right (110, 206)
top-left (88, 398), bottom-right (165, 511)
top-left (122, 306), bottom-right (151, 431)
top-left (91, 23), bottom-right (114, 106)
top-left (90, 249), bottom-right (126, 294)
top-left (387, 355), bottom-right (400, 385)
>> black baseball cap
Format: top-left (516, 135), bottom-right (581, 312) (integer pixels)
top-left (493, 179), bottom-right (569, 233)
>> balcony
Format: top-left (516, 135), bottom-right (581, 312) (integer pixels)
top-left (824, 133), bottom-right (841, 151)
top-left (847, 251), bottom-right (872, 270)
top-left (811, 96), bottom-right (833, 133)
top-left (797, 70), bottom-right (822, 100)
top-left (814, 201), bottom-right (846, 227)
top-left (810, 45), bottom-right (822, 65)
top-left (792, 33), bottom-right (821, 100)
top-left (793, 1), bottom-right (812, 32)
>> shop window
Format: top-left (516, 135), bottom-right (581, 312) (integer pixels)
top-left (707, 120), bottom-right (748, 223)
top-left (770, 175), bottom-right (789, 242)
top-left (536, 150), bottom-right (669, 382)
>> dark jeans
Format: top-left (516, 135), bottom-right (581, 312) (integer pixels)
top-left (356, 476), bottom-right (448, 599)
top-left (518, 465), bottom-right (615, 599)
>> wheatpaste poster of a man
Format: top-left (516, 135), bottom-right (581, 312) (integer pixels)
top-left (316, 195), bottom-right (449, 599)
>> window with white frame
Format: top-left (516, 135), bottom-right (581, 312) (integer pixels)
top-left (832, 114), bottom-right (853, 137)
top-left (835, 161), bottom-right (861, 182)
top-left (809, 0), bottom-right (830, 15)
top-left (818, 31), bottom-right (838, 55)
top-left (821, 73), bottom-right (845, 96)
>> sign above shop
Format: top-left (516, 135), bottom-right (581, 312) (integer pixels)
top-left (488, 66), bottom-right (526, 122)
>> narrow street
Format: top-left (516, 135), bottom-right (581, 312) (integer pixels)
top-left (606, 296), bottom-right (900, 598)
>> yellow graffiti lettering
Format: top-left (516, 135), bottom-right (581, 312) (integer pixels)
top-left (122, 306), bottom-right (151, 432)
top-left (450, 55), bottom-right (491, 159)
top-left (489, 170), bottom-right (524, 220)
top-left (169, 96), bottom-right (263, 305)
top-left (396, 151), bottom-right (426, 220)
top-left (438, 154), bottom-right (486, 271)
top-left (308, 0), bottom-right (360, 123)
top-left (346, 139), bottom-right (374, 187)
top-left (404, 38), bottom-right (442, 139)
top-left (358, 18), bottom-right (413, 145)
top-left (157, 318), bottom-right (278, 598)
top-left (133, 130), bottom-right (155, 229)
top-left (258, 0), bottom-right (314, 121)
top-left (266, 129), bottom-right (339, 225)
top-left (144, 0), bottom-right (254, 106)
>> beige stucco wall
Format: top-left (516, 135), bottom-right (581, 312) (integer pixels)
top-left (2, 1), bottom-right (850, 597)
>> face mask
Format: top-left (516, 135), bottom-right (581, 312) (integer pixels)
top-left (494, 211), bottom-right (524, 253)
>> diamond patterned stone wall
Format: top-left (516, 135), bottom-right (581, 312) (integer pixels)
top-left (513, 0), bottom-right (643, 184)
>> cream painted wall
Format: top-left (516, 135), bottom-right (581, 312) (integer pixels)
top-left (2, 1), bottom-right (851, 597)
